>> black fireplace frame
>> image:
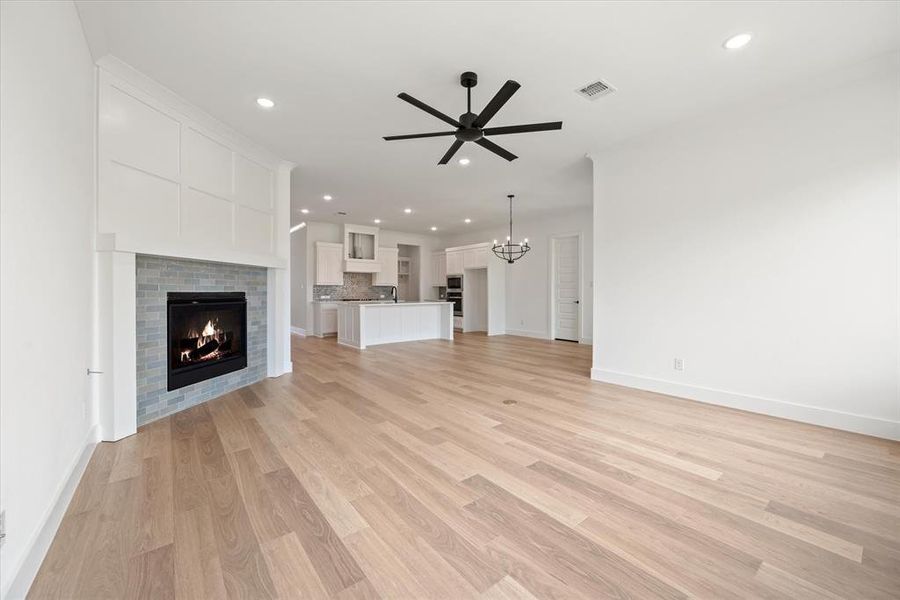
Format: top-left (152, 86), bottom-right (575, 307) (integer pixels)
top-left (167, 291), bottom-right (248, 391)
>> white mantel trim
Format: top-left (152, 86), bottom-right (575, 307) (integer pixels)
top-left (95, 232), bottom-right (287, 269)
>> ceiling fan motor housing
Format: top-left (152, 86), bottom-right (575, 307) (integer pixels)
top-left (456, 115), bottom-right (482, 141)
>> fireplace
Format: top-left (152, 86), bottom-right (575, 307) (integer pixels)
top-left (167, 292), bottom-right (247, 391)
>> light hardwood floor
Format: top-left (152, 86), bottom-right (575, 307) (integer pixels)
top-left (29, 333), bottom-right (900, 599)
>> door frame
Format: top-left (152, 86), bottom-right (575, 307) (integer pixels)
top-left (548, 232), bottom-right (584, 342)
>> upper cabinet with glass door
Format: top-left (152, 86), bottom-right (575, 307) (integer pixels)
top-left (343, 224), bottom-right (381, 272)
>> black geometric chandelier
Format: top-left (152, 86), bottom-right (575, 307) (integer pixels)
top-left (492, 194), bottom-right (530, 264)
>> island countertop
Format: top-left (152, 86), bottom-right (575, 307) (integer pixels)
top-left (313, 300), bottom-right (451, 305)
top-left (341, 300), bottom-right (452, 306)
top-left (336, 301), bottom-right (453, 349)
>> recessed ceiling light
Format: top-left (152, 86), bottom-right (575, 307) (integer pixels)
top-left (458, 158), bottom-right (470, 166)
top-left (290, 222), bottom-right (306, 233)
top-left (404, 208), bottom-right (412, 214)
top-left (373, 218), bottom-right (381, 224)
top-left (256, 97), bottom-right (275, 109)
top-left (430, 226), bottom-right (437, 231)
top-left (300, 208), bottom-right (309, 214)
top-left (464, 218), bottom-right (471, 224)
top-left (323, 195), bottom-right (332, 201)
top-left (723, 33), bottom-right (752, 50)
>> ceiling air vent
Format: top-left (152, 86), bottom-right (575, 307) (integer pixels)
top-left (576, 79), bottom-right (616, 101)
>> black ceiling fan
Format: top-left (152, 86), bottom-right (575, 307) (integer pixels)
top-left (383, 71), bottom-right (562, 165)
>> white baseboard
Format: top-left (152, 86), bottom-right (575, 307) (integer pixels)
top-left (290, 326), bottom-right (306, 336)
top-left (505, 329), bottom-right (549, 340)
top-left (3, 424), bottom-right (101, 600)
top-left (590, 368), bottom-right (900, 441)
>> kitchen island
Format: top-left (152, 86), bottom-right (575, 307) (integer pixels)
top-left (336, 301), bottom-right (454, 349)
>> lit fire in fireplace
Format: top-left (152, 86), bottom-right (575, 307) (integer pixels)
top-left (178, 318), bottom-right (231, 364)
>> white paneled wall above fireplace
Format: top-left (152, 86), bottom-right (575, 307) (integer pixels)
top-left (97, 59), bottom-right (285, 267)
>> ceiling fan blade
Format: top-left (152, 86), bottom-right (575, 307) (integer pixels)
top-left (482, 121), bottom-right (563, 136)
top-left (472, 80), bottom-right (521, 128)
top-left (398, 93), bottom-right (461, 128)
top-left (475, 138), bottom-right (517, 162)
top-left (438, 140), bottom-right (464, 165)
top-left (383, 131), bottom-right (457, 141)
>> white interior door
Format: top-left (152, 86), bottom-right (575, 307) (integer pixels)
top-left (554, 236), bottom-right (580, 341)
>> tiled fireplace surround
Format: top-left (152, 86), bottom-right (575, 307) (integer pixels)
top-left (96, 248), bottom-right (291, 443)
top-left (135, 255), bottom-right (268, 425)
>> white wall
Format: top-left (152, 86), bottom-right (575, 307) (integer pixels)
top-left (292, 222), bottom-right (443, 329)
top-left (441, 207), bottom-right (594, 342)
top-left (591, 61), bottom-right (900, 439)
top-left (95, 57), bottom-right (290, 268)
top-left (290, 223), bottom-right (308, 331)
top-left (0, 2), bottom-right (99, 597)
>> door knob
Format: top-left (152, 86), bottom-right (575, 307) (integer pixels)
top-left (574, 300), bottom-right (580, 304)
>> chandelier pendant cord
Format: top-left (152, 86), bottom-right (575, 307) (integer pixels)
top-left (508, 195), bottom-right (513, 244)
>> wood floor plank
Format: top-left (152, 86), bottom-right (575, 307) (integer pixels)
top-left (204, 473), bottom-right (277, 599)
top-left (278, 445), bottom-right (369, 538)
top-left (481, 575), bottom-right (543, 600)
top-left (351, 492), bottom-right (482, 600)
top-left (173, 504), bottom-right (228, 600)
top-left (242, 417), bottom-right (288, 474)
top-left (359, 464), bottom-right (504, 592)
top-left (27, 333), bottom-right (900, 600)
top-left (263, 466), bottom-right (366, 596)
top-left (126, 543), bottom-right (175, 599)
top-left (228, 448), bottom-right (291, 543)
top-left (108, 434), bottom-right (143, 483)
top-left (463, 474), bottom-right (687, 599)
top-left (343, 526), bottom-right (433, 599)
top-left (260, 531), bottom-right (331, 599)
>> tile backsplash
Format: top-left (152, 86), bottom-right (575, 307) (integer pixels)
top-left (314, 272), bottom-right (394, 300)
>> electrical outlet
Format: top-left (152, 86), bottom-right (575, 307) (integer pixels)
top-left (520, 319), bottom-right (525, 326)
top-left (0, 509), bottom-right (6, 547)
top-left (673, 358), bottom-right (684, 371)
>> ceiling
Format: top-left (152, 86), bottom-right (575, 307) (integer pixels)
top-left (75, 1), bottom-right (900, 234)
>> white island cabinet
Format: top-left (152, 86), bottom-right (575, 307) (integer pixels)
top-left (337, 302), bottom-right (453, 349)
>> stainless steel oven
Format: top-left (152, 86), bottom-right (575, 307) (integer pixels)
top-left (447, 290), bottom-right (463, 316)
top-left (447, 275), bottom-right (462, 291)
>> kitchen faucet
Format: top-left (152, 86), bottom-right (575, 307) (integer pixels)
top-left (390, 286), bottom-right (398, 303)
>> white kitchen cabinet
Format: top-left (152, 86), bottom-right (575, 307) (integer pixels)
top-left (315, 242), bottom-right (344, 285)
top-left (444, 242), bottom-right (505, 335)
top-left (463, 245), bottom-right (489, 269)
top-left (453, 316), bottom-right (463, 330)
top-left (313, 302), bottom-right (339, 337)
top-left (372, 247), bottom-right (399, 286)
top-left (446, 242), bottom-right (491, 274)
top-left (431, 251), bottom-right (446, 286)
top-left (446, 249), bottom-right (464, 275)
